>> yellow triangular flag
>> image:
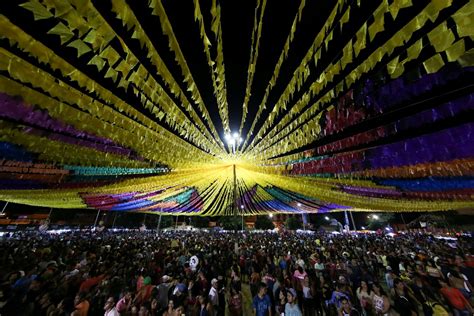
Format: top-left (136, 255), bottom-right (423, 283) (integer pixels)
top-left (67, 39), bottom-right (91, 57)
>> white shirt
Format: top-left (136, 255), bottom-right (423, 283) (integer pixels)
top-left (105, 307), bottom-right (119, 316)
top-left (448, 272), bottom-right (471, 292)
top-left (296, 259), bottom-right (305, 269)
top-left (209, 286), bottom-right (219, 306)
top-left (285, 302), bottom-right (302, 316)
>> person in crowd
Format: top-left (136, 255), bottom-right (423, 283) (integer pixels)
top-left (104, 296), bottom-right (119, 316)
top-left (228, 286), bottom-right (242, 316)
top-left (425, 260), bottom-right (444, 286)
top-left (275, 287), bottom-right (287, 316)
top-left (0, 229), bottom-right (471, 316)
top-left (392, 278), bottom-right (418, 316)
top-left (301, 275), bottom-right (314, 316)
top-left (163, 299), bottom-right (175, 316)
top-left (326, 282), bottom-right (350, 312)
top-left (74, 293), bottom-right (90, 316)
top-left (135, 276), bottom-right (154, 306)
top-left (208, 278), bottom-right (219, 314)
top-left (447, 269), bottom-right (473, 300)
top-left (178, 305), bottom-right (186, 315)
top-left (250, 267), bottom-right (261, 299)
top-left (314, 258), bottom-right (325, 277)
top-left (253, 282), bottom-right (272, 316)
top-left (371, 283), bottom-right (390, 316)
top-left (313, 275), bottom-right (326, 316)
top-left (279, 255), bottom-right (288, 272)
top-left (230, 264), bottom-right (241, 293)
top-left (157, 275), bottom-right (172, 311)
top-left (384, 267), bottom-right (395, 292)
top-left (439, 279), bottom-right (473, 316)
top-left (150, 298), bottom-right (159, 316)
top-left (338, 297), bottom-right (360, 316)
top-left (116, 290), bottom-right (132, 314)
top-left (285, 288), bottom-right (302, 316)
top-left (356, 280), bottom-right (373, 316)
top-left (197, 295), bottom-right (212, 316)
top-left (296, 255), bottom-right (305, 271)
top-left (138, 303), bottom-right (151, 316)
top-left (409, 274), bottom-right (440, 316)
top-left (293, 265), bottom-right (307, 310)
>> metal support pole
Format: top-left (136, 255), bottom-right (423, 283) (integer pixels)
top-left (93, 209), bottom-right (101, 228)
top-left (233, 165), bottom-right (237, 216)
top-left (157, 214), bottom-right (162, 233)
top-left (349, 211), bottom-right (357, 231)
top-left (400, 213), bottom-right (407, 228)
top-left (301, 213), bottom-right (306, 231)
top-left (175, 215), bottom-right (178, 229)
top-left (233, 164), bottom-right (244, 231)
top-left (112, 212), bottom-right (118, 228)
top-left (344, 210), bottom-right (350, 231)
top-left (47, 207), bottom-right (53, 221)
top-left (1, 201), bottom-right (9, 215)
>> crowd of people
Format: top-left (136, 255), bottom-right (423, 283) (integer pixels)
top-left (0, 227), bottom-right (473, 316)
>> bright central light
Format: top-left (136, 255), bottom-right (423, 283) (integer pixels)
top-left (297, 202), bottom-right (302, 207)
top-left (325, 216), bottom-right (330, 220)
top-left (240, 205), bottom-right (244, 209)
top-left (269, 213), bottom-right (273, 218)
top-left (225, 131), bottom-right (242, 154)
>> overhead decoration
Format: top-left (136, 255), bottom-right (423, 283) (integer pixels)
top-left (192, 0), bottom-right (230, 133)
top-left (0, 0), bottom-right (472, 215)
top-left (239, 0), bottom-right (267, 133)
top-left (242, 0), bottom-right (347, 150)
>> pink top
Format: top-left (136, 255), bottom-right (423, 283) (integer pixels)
top-left (293, 270), bottom-right (307, 280)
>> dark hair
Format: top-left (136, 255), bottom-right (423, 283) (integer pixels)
top-left (393, 278), bottom-right (403, 287)
top-left (372, 283), bottom-right (387, 296)
top-left (142, 302), bottom-right (151, 311)
top-left (340, 297), bottom-right (349, 303)
top-left (76, 292), bottom-right (87, 301)
top-left (359, 280), bottom-right (371, 291)
top-left (449, 270), bottom-right (460, 278)
top-left (438, 279), bottom-right (448, 287)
